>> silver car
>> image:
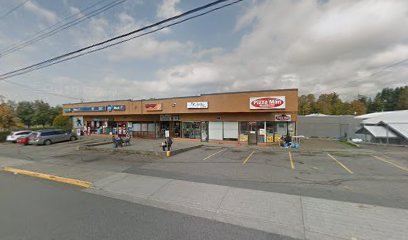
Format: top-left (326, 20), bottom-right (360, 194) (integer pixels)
top-left (29, 129), bottom-right (77, 145)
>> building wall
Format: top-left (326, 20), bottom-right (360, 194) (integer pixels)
top-left (62, 89), bottom-right (298, 117)
top-left (297, 115), bottom-right (361, 139)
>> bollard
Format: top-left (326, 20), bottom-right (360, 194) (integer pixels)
top-left (166, 151), bottom-right (171, 157)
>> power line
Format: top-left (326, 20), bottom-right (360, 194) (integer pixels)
top-left (0, 0), bottom-right (242, 81)
top-left (1, 79), bottom-right (86, 101)
top-left (0, 0), bottom-right (111, 55)
top-left (0, 0), bottom-right (30, 20)
top-left (1, 0), bottom-right (244, 81)
top-left (0, 0), bottom-right (126, 58)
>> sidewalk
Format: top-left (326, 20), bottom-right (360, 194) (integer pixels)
top-left (1, 156), bottom-right (407, 240)
top-left (86, 172), bottom-right (408, 240)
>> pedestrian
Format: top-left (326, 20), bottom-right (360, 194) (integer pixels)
top-left (166, 136), bottom-right (173, 151)
top-left (112, 135), bottom-right (117, 148)
top-left (123, 132), bottom-right (131, 146)
top-left (161, 140), bottom-right (167, 151)
top-left (116, 135), bottom-right (123, 148)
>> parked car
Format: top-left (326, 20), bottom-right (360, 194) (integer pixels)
top-left (28, 129), bottom-right (77, 145)
top-left (16, 134), bottom-right (33, 145)
top-left (6, 130), bottom-right (33, 143)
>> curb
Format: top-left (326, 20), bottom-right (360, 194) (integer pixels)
top-left (1, 167), bottom-right (92, 188)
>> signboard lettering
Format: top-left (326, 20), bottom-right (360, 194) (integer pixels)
top-left (250, 96), bottom-right (286, 109)
top-left (107, 105), bottom-right (126, 112)
top-left (187, 102), bottom-right (208, 109)
top-left (275, 114), bottom-right (291, 121)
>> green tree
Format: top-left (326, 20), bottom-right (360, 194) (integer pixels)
top-left (298, 95), bottom-right (310, 115)
top-left (315, 93), bottom-right (343, 115)
top-left (50, 105), bottom-right (63, 123)
top-left (52, 114), bottom-right (71, 129)
top-left (16, 101), bottom-right (34, 127)
top-left (396, 86), bottom-right (408, 110)
top-left (32, 100), bottom-right (52, 126)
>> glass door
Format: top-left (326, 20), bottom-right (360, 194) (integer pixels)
top-left (201, 122), bottom-right (208, 142)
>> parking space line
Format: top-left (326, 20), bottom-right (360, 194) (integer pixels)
top-left (372, 155), bottom-right (408, 172)
top-left (202, 148), bottom-right (227, 161)
top-left (327, 153), bottom-right (353, 174)
top-left (288, 151), bottom-right (295, 169)
top-left (242, 151), bottom-right (255, 165)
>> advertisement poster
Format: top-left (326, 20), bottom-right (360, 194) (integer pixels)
top-left (72, 116), bottom-right (84, 128)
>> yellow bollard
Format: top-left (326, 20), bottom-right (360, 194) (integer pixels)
top-left (166, 151), bottom-right (171, 157)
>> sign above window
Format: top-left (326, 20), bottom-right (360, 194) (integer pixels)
top-left (250, 96), bottom-right (286, 110)
top-left (275, 114), bottom-right (291, 121)
top-left (187, 102), bottom-right (208, 109)
top-left (160, 115), bottom-right (179, 121)
top-left (107, 105), bottom-right (126, 112)
top-left (64, 105), bottom-right (125, 113)
top-left (145, 103), bottom-right (162, 111)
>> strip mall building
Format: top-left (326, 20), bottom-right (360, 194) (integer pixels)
top-left (62, 89), bottom-right (298, 145)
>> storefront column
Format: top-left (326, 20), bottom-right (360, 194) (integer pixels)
top-left (264, 121), bottom-right (266, 143)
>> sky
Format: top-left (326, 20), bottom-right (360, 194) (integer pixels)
top-left (0, 0), bottom-right (407, 105)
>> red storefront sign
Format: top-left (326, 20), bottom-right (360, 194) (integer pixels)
top-left (145, 103), bottom-right (162, 111)
top-left (250, 96), bottom-right (286, 109)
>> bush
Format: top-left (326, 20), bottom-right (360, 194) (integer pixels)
top-left (0, 131), bottom-right (11, 142)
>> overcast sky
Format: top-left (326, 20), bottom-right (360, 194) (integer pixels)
top-left (0, 0), bottom-right (407, 105)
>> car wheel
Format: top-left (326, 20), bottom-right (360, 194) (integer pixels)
top-left (44, 139), bottom-right (52, 145)
top-left (70, 136), bottom-right (77, 141)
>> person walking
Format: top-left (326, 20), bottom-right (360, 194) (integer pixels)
top-left (166, 136), bottom-right (173, 151)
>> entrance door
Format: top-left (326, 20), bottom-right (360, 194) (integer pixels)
top-left (172, 121), bottom-right (181, 138)
top-left (160, 122), bottom-right (170, 138)
top-left (201, 122), bottom-right (208, 142)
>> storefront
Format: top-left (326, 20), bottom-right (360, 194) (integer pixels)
top-left (63, 89), bottom-right (298, 145)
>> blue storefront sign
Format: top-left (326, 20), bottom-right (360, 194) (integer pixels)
top-left (64, 105), bottom-right (125, 113)
top-left (107, 105), bottom-right (126, 112)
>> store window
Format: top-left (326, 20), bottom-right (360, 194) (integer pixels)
top-left (239, 122), bottom-right (257, 142)
top-left (266, 122), bottom-right (276, 142)
top-left (132, 122), bottom-right (157, 138)
top-left (182, 122), bottom-right (201, 139)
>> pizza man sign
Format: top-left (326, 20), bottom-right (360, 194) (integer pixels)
top-left (250, 96), bottom-right (286, 110)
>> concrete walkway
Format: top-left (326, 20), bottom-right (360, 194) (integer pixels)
top-left (86, 172), bottom-right (408, 240)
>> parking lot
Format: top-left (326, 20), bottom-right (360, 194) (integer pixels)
top-left (124, 141), bottom-right (408, 209)
top-left (1, 138), bottom-right (407, 209)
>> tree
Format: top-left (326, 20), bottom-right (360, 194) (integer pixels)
top-left (315, 93), bottom-right (344, 115)
top-left (298, 95), bottom-right (310, 115)
top-left (0, 102), bottom-right (18, 130)
top-left (52, 114), bottom-right (71, 129)
top-left (396, 86), bottom-right (408, 110)
top-left (350, 99), bottom-right (367, 115)
top-left (16, 101), bottom-right (34, 127)
top-left (50, 105), bottom-right (63, 124)
top-left (32, 100), bottom-right (52, 126)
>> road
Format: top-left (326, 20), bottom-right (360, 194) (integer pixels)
top-left (0, 172), bottom-right (293, 240)
top-left (0, 139), bottom-right (407, 209)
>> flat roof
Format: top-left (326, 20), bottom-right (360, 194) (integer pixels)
top-left (63, 88), bottom-right (298, 105)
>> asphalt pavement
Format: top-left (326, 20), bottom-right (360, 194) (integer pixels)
top-left (0, 172), bottom-right (292, 240)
